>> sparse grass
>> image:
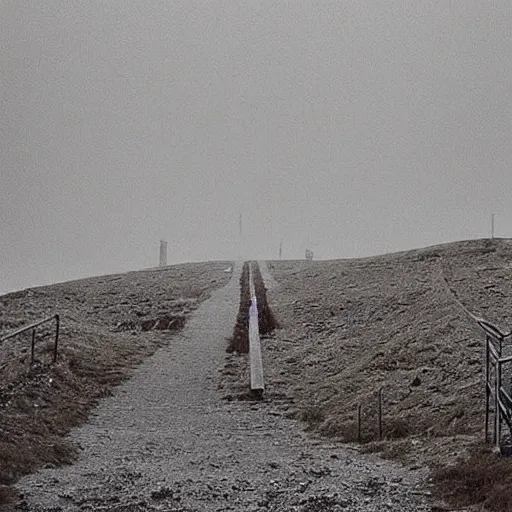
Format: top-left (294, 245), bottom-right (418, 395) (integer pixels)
top-left (379, 439), bottom-right (412, 461)
top-left (0, 485), bottom-right (17, 507)
top-left (299, 406), bottom-right (325, 429)
top-left (432, 444), bottom-right (512, 512)
top-left (360, 441), bottom-right (383, 454)
top-left (383, 417), bottom-right (412, 439)
top-left (320, 419), bottom-right (363, 442)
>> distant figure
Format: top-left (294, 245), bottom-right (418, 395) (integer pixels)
top-left (305, 249), bottom-right (314, 261)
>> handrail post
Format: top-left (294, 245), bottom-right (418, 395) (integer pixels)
top-left (1, 314), bottom-right (61, 365)
top-left (53, 314), bottom-right (60, 363)
top-left (485, 336), bottom-right (490, 442)
top-left (31, 329), bottom-right (36, 364)
top-left (357, 404), bottom-right (362, 442)
top-left (378, 388), bottom-right (383, 440)
top-left (497, 359), bottom-right (502, 448)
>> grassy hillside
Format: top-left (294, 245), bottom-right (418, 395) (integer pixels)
top-left (264, 239), bottom-right (512, 510)
top-left (0, 262), bottom-right (231, 505)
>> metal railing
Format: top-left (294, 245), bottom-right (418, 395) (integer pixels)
top-left (440, 270), bottom-right (512, 449)
top-left (480, 318), bottom-right (512, 447)
top-left (0, 314), bottom-right (60, 364)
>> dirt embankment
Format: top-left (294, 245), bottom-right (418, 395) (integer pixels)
top-left (0, 262), bottom-right (231, 504)
top-left (251, 261), bottom-right (279, 336)
top-left (227, 261), bottom-right (279, 356)
top-left (228, 262), bottom-right (250, 354)
top-left (260, 239), bottom-right (512, 510)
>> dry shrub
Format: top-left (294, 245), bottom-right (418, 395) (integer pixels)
top-left (384, 417), bottom-right (412, 439)
top-left (250, 262), bottom-right (279, 334)
top-left (226, 261), bottom-right (278, 356)
top-left (433, 444), bottom-right (512, 511)
top-left (299, 406), bottom-right (325, 429)
top-left (228, 262), bottom-right (250, 353)
top-left (0, 485), bottom-right (17, 506)
top-left (379, 439), bottom-right (412, 461)
top-left (320, 419), bottom-right (363, 442)
top-left (319, 412), bottom-right (419, 447)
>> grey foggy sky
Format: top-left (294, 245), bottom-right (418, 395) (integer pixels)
top-left (1, 1), bottom-right (512, 294)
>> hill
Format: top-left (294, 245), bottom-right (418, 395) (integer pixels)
top-left (263, 239), bottom-right (512, 466)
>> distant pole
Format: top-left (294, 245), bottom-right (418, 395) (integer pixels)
top-left (491, 213), bottom-right (495, 239)
top-left (279, 240), bottom-right (283, 260)
top-left (238, 213), bottom-right (243, 260)
top-left (159, 240), bottom-right (167, 267)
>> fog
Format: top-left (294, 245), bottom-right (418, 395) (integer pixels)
top-left (1, 1), bottom-right (511, 294)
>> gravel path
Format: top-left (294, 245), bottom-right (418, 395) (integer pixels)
top-left (17, 262), bottom-right (431, 512)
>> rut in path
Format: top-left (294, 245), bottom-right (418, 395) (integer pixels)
top-left (17, 262), bottom-right (430, 512)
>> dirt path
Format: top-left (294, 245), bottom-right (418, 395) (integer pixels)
top-left (17, 262), bottom-right (431, 511)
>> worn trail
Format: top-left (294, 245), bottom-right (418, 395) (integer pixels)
top-left (18, 262), bottom-right (430, 511)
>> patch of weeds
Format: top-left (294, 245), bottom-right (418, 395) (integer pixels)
top-left (222, 392), bottom-right (263, 402)
top-left (0, 485), bottom-right (17, 506)
top-left (150, 486), bottom-right (175, 501)
top-left (320, 413), bottom-right (418, 447)
top-left (251, 262), bottom-right (280, 334)
top-left (361, 438), bottom-right (414, 462)
top-left (300, 406), bottom-right (325, 429)
top-left (361, 441), bottom-right (384, 454)
top-left (379, 439), bottom-right (412, 461)
top-left (229, 262), bottom-right (250, 353)
top-left (384, 417), bottom-right (411, 439)
top-left (432, 444), bottom-right (512, 512)
top-left (320, 420), bottom-right (368, 442)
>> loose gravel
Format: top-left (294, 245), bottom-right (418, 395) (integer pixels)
top-left (16, 262), bottom-right (431, 512)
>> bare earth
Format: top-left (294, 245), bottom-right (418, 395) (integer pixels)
top-left (15, 261), bottom-right (430, 511)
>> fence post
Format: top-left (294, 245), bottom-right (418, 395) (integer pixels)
top-left (378, 388), bottom-right (383, 440)
top-left (31, 329), bottom-right (36, 364)
top-left (53, 314), bottom-right (60, 363)
top-left (496, 360), bottom-right (502, 448)
top-left (485, 337), bottom-right (489, 442)
top-left (357, 404), bottom-right (362, 442)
